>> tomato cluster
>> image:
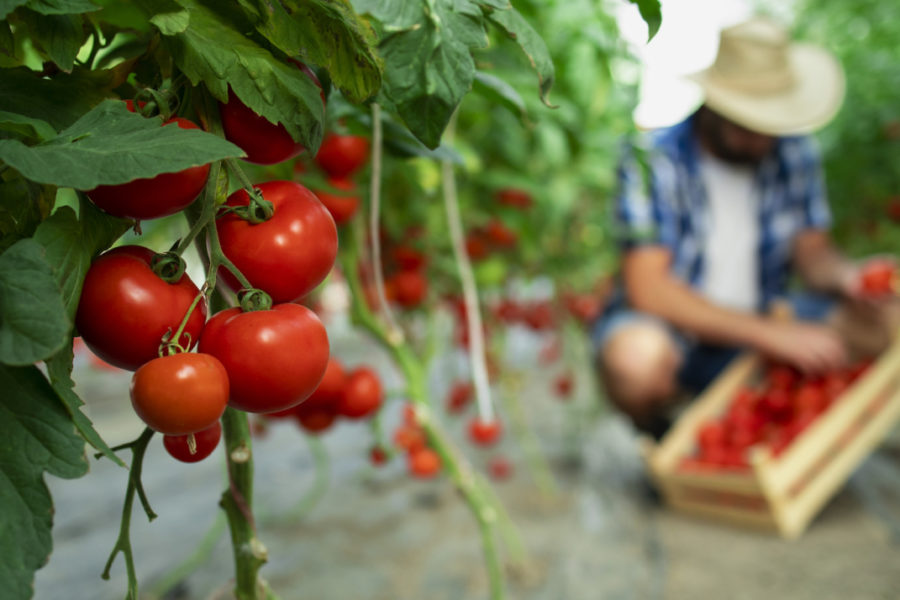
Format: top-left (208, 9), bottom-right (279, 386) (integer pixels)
top-left (298, 131), bottom-right (371, 226)
top-left (465, 218), bottom-right (519, 262)
top-left (393, 404), bottom-right (442, 478)
top-left (680, 360), bottom-right (872, 471)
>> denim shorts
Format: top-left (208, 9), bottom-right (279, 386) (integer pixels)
top-left (591, 290), bottom-right (836, 393)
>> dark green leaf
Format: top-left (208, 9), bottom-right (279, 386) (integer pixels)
top-left (629, 0), bottom-right (661, 41)
top-left (382, 118), bottom-right (464, 163)
top-left (0, 0), bottom-right (29, 19)
top-left (472, 70), bottom-right (526, 121)
top-left (0, 20), bottom-right (14, 55)
top-left (32, 202), bottom-right (129, 320)
top-left (23, 0), bottom-right (99, 14)
top-left (0, 239), bottom-right (70, 365)
top-left (0, 363), bottom-right (89, 600)
top-left (146, 0), bottom-right (189, 34)
top-left (0, 110), bottom-right (58, 141)
top-left (0, 99), bottom-right (243, 189)
top-left (46, 340), bottom-right (124, 465)
top-left (350, 0), bottom-right (423, 31)
top-left (0, 177), bottom-right (54, 253)
top-left (244, 0), bottom-right (383, 104)
top-left (0, 66), bottom-right (113, 131)
top-left (18, 9), bottom-right (87, 73)
top-left (143, 0), bottom-right (325, 153)
top-left (488, 7), bottom-right (555, 107)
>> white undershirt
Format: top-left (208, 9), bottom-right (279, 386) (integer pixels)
top-left (698, 149), bottom-right (760, 313)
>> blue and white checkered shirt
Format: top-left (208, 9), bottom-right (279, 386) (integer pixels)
top-left (614, 112), bottom-right (832, 310)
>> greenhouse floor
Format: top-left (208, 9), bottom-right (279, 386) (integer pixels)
top-left (35, 322), bottom-right (900, 600)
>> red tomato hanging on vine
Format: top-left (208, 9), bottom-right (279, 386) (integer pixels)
top-left (163, 421), bottom-right (223, 463)
top-left (217, 181), bottom-right (338, 302)
top-left (198, 303), bottom-right (330, 414)
top-left (313, 177), bottom-right (360, 225)
top-left (76, 246), bottom-right (206, 371)
top-left (337, 366), bottom-right (383, 419)
top-left (314, 133), bottom-right (370, 179)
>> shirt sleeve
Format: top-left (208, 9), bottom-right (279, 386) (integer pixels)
top-left (614, 139), bottom-right (680, 251)
top-left (794, 136), bottom-right (832, 230)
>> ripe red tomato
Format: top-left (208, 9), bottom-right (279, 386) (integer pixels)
top-left (697, 422), bottom-right (726, 452)
top-left (468, 417), bottom-right (503, 447)
top-left (295, 403), bottom-right (338, 433)
top-left (76, 246), bottom-right (206, 371)
top-left (314, 134), bottom-right (370, 179)
top-left (163, 421), bottom-right (222, 463)
top-left (130, 353), bottom-right (229, 434)
top-left (793, 383), bottom-right (827, 416)
top-left (389, 270), bottom-right (428, 308)
top-left (408, 447), bottom-right (441, 478)
top-left (217, 181), bottom-right (338, 302)
top-left (313, 177), bottom-right (359, 225)
top-left (495, 187), bottom-right (533, 209)
top-left (488, 456), bottom-right (513, 481)
top-left (465, 234), bottom-right (490, 261)
top-left (369, 446), bottom-right (388, 466)
top-left (445, 381), bottom-right (473, 414)
top-left (337, 367), bottom-right (383, 419)
top-left (220, 62), bottom-right (324, 165)
top-left (484, 219), bottom-right (517, 248)
top-left (304, 357), bottom-right (346, 408)
top-left (859, 260), bottom-right (896, 296)
top-left (86, 111), bottom-right (209, 220)
top-left (390, 245), bottom-right (428, 271)
top-left (393, 424), bottom-right (427, 453)
top-left (198, 303), bottom-right (330, 414)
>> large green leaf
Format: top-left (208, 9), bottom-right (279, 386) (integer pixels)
top-left (18, 9), bottom-right (88, 72)
top-left (0, 110), bottom-right (57, 142)
top-left (629, 0), bottom-right (661, 41)
top-left (46, 340), bottom-right (124, 466)
top-left (0, 66), bottom-right (113, 131)
top-left (0, 177), bottom-right (54, 253)
top-left (487, 6), bottom-right (555, 107)
top-left (0, 99), bottom-right (244, 190)
top-left (239, 0), bottom-right (382, 104)
top-left (0, 239), bottom-right (70, 365)
top-left (472, 70), bottom-right (526, 121)
top-left (0, 364), bottom-right (89, 600)
top-left (24, 0), bottom-right (99, 14)
top-left (141, 0), bottom-right (326, 153)
top-left (32, 202), bottom-right (129, 320)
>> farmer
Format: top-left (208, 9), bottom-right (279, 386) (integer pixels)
top-left (593, 17), bottom-right (895, 438)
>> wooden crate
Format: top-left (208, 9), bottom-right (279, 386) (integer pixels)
top-left (643, 332), bottom-right (900, 539)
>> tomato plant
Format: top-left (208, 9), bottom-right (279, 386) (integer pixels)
top-left (163, 421), bottom-right (223, 463)
top-left (199, 303), bottom-right (330, 414)
top-left (130, 353), bottom-right (229, 434)
top-left (217, 181), bottom-right (338, 302)
top-left (76, 246), bottom-right (206, 371)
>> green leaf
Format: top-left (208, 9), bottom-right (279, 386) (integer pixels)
top-left (0, 363), bottom-right (89, 600)
top-left (350, 0), bottom-right (423, 31)
top-left (0, 66), bottom-right (113, 131)
top-left (0, 110), bottom-right (57, 141)
top-left (0, 0), bottom-right (29, 19)
top-left (142, 0), bottom-right (325, 153)
top-left (23, 0), bottom-right (99, 14)
top-left (0, 177), bottom-right (54, 253)
top-left (0, 99), bottom-right (244, 190)
top-left (0, 239), bottom-right (70, 365)
top-left (240, 0), bottom-right (383, 105)
top-left (629, 0), bottom-right (661, 41)
top-left (146, 0), bottom-right (189, 34)
top-left (488, 6), bottom-right (555, 107)
top-left (472, 70), bottom-right (526, 121)
top-left (18, 9), bottom-right (87, 72)
top-left (46, 340), bottom-right (125, 465)
top-left (32, 201), bottom-right (129, 321)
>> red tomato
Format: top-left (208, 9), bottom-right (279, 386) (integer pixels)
top-left (522, 302), bottom-right (555, 331)
top-left (295, 403), bottom-right (338, 433)
top-left (337, 367), bottom-right (383, 419)
top-left (408, 448), bottom-right (441, 478)
top-left (76, 246), bottom-right (206, 371)
top-left (217, 181), bottom-right (338, 302)
top-left (793, 383), bottom-right (827, 416)
top-left (494, 187), bottom-right (533, 209)
top-left (130, 353), bottom-right (229, 434)
top-left (859, 260), bottom-right (896, 296)
top-left (315, 134), bottom-right (370, 179)
top-left (389, 270), bottom-right (428, 308)
top-left (697, 421), bottom-right (727, 452)
top-left (390, 245), bottom-right (428, 271)
top-left (369, 446), bottom-right (388, 466)
top-left (198, 303), bottom-right (330, 414)
top-left (313, 177), bottom-right (359, 225)
top-left (488, 456), bottom-right (513, 481)
top-left (760, 388), bottom-right (792, 421)
top-left (86, 112), bottom-right (210, 220)
top-left (163, 421), bottom-right (222, 463)
top-left (393, 424), bottom-right (427, 453)
top-left (304, 357), bottom-right (346, 409)
top-left (554, 372), bottom-right (574, 399)
top-left (484, 219), bottom-right (517, 248)
top-left (767, 364), bottom-right (799, 391)
top-left (468, 417), bottom-right (503, 447)
top-left (445, 381), bottom-right (473, 414)
top-left (465, 234), bottom-right (490, 261)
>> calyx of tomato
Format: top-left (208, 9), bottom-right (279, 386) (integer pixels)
top-left (219, 188), bottom-right (274, 225)
top-left (238, 288), bottom-right (273, 312)
top-left (150, 251), bottom-right (186, 283)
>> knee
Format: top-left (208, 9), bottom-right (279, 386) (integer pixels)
top-left (598, 323), bottom-right (680, 416)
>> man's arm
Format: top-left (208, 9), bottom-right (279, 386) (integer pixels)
top-left (623, 246), bottom-right (847, 372)
top-left (791, 229), bottom-right (858, 296)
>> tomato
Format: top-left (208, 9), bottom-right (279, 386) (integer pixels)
top-left (76, 246), bottom-right (206, 370)
top-left (522, 302), bottom-right (555, 331)
top-left (408, 448), bottom-right (441, 478)
top-left (199, 303), bottom-right (330, 414)
top-left (390, 245), bottom-right (428, 271)
top-left (130, 353), bottom-right (229, 434)
top-left (484, 219), bottom-right (517, 248)
top-left (445, 381), bottom-right (473, 414)
top-left (393, 424), bottom-right (427, 453)
top-left (86, 111), bottom-right (210, 220)
top-left (766, 364), bottom-right (798, 390)
top-left (369, 446), bottom-right (388, 466)
top-left (859, 260), bottom-right (896, 295)
top-left (295, 403), bottom-right (338, 433)
top-left (554, 372), bottom-right (574, 399)
top-left (220, 62), bottom-right (324, 165)
top-left (793, 383), bottom-right (827, 416)
top-left (314, 134), bottom-right (370, 179)
top-left (697, 422), bottom-right (726, 452)
top-left (465, 234), bottom-right (490, 261)
top-left (488, 456), bottom-right (513, 481)
top-left (759, 388), bottom-right (792, 421)
top-left (388, 270), bottom-right (428, 308)
top-left (337, 367), bottom-right (383, 419)
top-left (304, 357), bottom-right (346, 408)
top-left (495, 188), bottom-right (533, 209)
top-left (468, 417), bottom-right (503, 447)
top-left (313, 177), bottom-right (359, 225)
top-left (217, 181), bottom-right (338, 302)
top-left (163, 421), bottom-right (222, 463)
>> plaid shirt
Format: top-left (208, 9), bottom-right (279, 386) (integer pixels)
top-left (615, 112), bottom-right (832, 310)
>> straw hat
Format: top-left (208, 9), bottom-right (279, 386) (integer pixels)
top-left (688, 17), bottom-right (845, 136)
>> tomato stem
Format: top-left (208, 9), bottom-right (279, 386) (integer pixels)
top-left (237, 288), bottom-right (273, 313)
top-left (150, 251), bottom-right (187, 283)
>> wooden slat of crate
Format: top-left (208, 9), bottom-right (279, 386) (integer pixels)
top-left (667, 494), bottom-right (779, 533)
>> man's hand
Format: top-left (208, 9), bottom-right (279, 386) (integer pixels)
top-left (751, 319), bottom-right (847, 374)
